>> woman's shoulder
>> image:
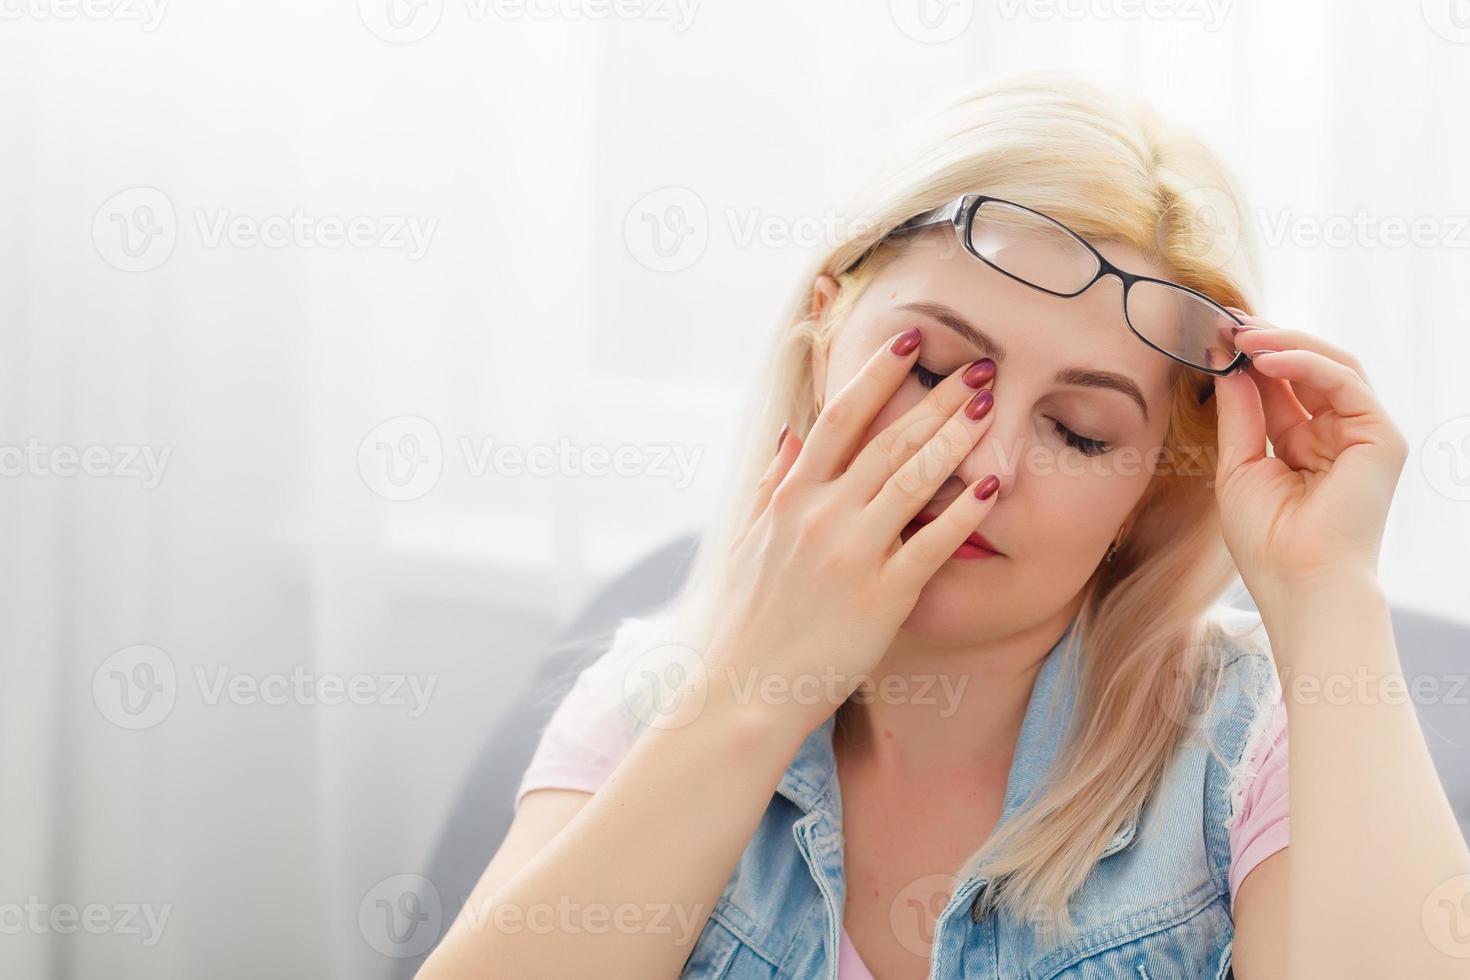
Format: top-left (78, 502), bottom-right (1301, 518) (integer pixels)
top-left (567, 609), bottom-right (679, 677)
top-left (543, 608), bottom-right (683, 721)
top-left (514, 608), bottom-right (682, 809)
top-left (1185, 602), bottom-right (1289, 895)
top-left (1192, 603), bottom-right (1284, 760)
top-left (1201, 602), bottom-right (1278, 693)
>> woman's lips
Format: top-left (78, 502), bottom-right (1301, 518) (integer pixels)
top-left (900, 511), bottom-right (1004, 559)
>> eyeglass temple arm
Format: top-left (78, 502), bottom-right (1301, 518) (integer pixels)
top-left (894, 195), bottom-right (972, 234)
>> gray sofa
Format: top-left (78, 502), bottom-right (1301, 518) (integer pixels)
top-left (396, 532), bottom-right (1469, 978)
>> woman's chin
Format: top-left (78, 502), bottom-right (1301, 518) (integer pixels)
top-left (901, 573), bottom-right (1007, 639)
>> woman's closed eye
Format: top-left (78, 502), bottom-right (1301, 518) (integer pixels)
top-left (910, 361), bottom-right (948, 390)
top-left (908, 361), bottom-right (1111, 457)
top-left (1051, 420), bottom-right (1110, 457)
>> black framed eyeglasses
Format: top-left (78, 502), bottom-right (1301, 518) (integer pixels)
top-left (892, 194), bottom-right (1249, 405)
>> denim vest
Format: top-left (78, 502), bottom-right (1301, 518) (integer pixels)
top-left (679, 607), bottom-right (1277, 979)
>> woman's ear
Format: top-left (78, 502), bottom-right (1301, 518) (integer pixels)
top-left (808, 275), bottom-right (839, 404)
top-left (811, 274), bottom-right (839, 320)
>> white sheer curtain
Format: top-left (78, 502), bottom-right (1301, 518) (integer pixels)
top-left (2, 1), bottom-right (1466, 976)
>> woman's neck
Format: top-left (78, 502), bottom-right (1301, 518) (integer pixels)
top-left (833, 604), bottom-right (1080, 782)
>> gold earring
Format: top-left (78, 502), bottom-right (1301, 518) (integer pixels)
top-left (1104, 526), bottom-right (1126, 563)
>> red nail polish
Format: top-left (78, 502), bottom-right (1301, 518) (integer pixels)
top-left (774, 423), bottom-right (790, 456)
top-left (964, 389), bottom-right (993, 421)
top-left (890, 327), bottom-right (922, 356)
top-left (963, 358), bottom-right (996, 388)
top-left (975, 475), bottom-right (1000, 501)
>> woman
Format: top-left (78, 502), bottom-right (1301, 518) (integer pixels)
top-left (418, 72), bottom-right (1470, 978)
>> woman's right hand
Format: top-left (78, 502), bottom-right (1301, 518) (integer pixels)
top-left (703, 326), bottom-right (1002, 735)
top-left (419, 328), bottom-right (1003, 980)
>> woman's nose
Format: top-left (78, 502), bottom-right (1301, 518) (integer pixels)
top-left (953, 403), bottom-right (1022, 499)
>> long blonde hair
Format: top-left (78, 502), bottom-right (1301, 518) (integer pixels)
top-left (642, 69), bottom-right (1265, 940)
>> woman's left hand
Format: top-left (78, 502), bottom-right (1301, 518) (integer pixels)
top-left (1210, 309), bottom-right (1409, 600)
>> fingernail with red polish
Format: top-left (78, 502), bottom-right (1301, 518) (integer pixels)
top-left (890, 327), bottom-right (922, 356)
top-left (975, 475), bottom-right (1000, 501)
top-left (963, 358), bottom-right (996, 388)
top-left (965, 389), bottom-right (994, 421)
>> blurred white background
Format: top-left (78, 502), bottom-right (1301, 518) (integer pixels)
top-left (3, 0), bottom-right (1469, 976)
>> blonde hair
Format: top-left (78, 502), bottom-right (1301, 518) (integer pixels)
top-left (642, 69), bottom-right (1263, 942)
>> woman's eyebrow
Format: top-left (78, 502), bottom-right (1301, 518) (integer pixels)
top-left (1054, 368), bottom-right (1150, 422)
top-left (898, 301), bottom-right (1006, 361)
top-left (895, 300), bottom-right (1150, 421)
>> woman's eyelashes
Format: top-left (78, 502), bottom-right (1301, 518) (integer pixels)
top-left (1051, 420), bottom-right (1110, 457)
top-left (910, 361), bottom-right (947, 390)
top-left (909, 362), bottom-right (1111, 457)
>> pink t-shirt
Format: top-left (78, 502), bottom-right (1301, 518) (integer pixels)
top-left (514, 617), bottom-right (1290, 980)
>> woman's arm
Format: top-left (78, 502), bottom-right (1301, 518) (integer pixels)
top-left (1232, 848), bottom-right (1289, 976)
top-left (1234, 570), bottom-right (1470, 977)
top-left (1215, 314), bottom-right (1470, 977)
top-left (415, 685), bottom-right (810, 980)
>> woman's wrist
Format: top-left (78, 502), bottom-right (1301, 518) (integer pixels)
top-left (1254, 565), bottom-right (1394, 675)
top-left (669, 657), bottom-right (831, 759)
top-left (1252, 564), bottom-right (1384, 629)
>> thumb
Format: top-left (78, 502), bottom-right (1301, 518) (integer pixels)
top-left (1212, 363), bottom-right (1266, 490)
